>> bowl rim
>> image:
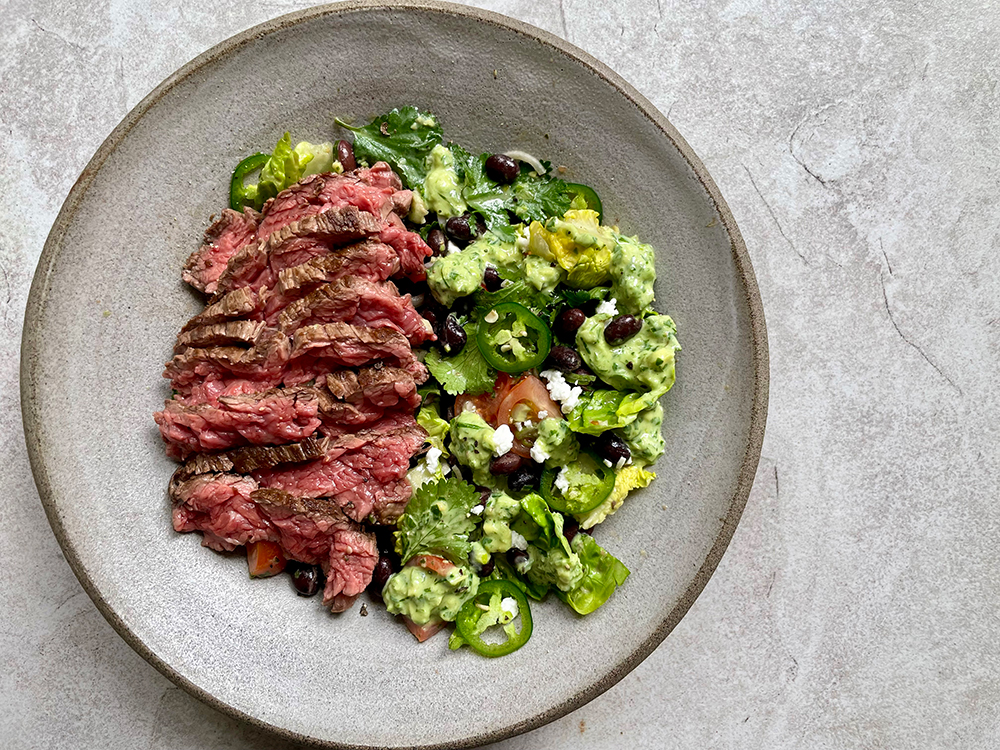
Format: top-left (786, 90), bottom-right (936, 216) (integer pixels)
top-left (20, 1), bottom-right (769, 747)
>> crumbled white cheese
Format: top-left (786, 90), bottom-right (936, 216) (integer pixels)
top-left (539, 369), bottom-right (584, 414)
top-left (425, 446), bottom-right (442, 474)
top-left (462, 400), bottom-right (478, 413)
top-left (493, 424), bottom-right (514, 456)
top-left (537, 410), bottom-right (549, 420)
top-left (530, 442), bottom-right (550, 464)
top-left (484, 308), bottom-right (500, 324)
top-left (595, 297), bottom-right (619, 316)
top-left (515, 226), bottom-right (530, 252)
top-left (510, 530), bottom-right (528, 550)
top-left (500, 597), bottom-right (519, 618)
top-left (446, 241), bottom-right (462, 255)
top-left (554, 468), bottom-right (571, 494)
top-left (603, 458), bottom-right (613, 468)
top-left (616, 456), bottom-right (630, 470)
top-left (470, 504), bottom-right (485, 516)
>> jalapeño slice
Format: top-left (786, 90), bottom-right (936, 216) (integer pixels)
top-left (229, 151), bottom-right (270, 211)
top-left (540, 450), bottom-right (615, 514)
top-left (476, 302), bottom-right (552, 374)
top-left (565, 182), bottom-right (604, 220)
top-left (455, 579), bottom-right (532, 657)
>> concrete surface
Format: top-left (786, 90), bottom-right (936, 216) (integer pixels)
top-left (2, 0), bottom-right (998, 748)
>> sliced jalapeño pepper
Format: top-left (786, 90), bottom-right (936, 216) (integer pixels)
top-left (476, 302), bottom-right (552, 374)
top-left (540, 450), bottom-right (615, 514)
top-left (229, 152), bottom-right (271, 211)
top-left (455, 579), bottom-right (532, 657)
top-left (564, 182), bottom-right (603, 220)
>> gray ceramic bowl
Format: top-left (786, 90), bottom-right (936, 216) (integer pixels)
top-left (21, 2), bottom-right (767, 747)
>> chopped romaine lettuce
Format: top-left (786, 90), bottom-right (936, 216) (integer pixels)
top-left (559, 534), bottom-right (630, 614)
top-left (565, 389), bottom-right (661, 435)
top-left (576, 464), bottom-right (656, 529)
top-left (295, 140), bottom-right (335, 177)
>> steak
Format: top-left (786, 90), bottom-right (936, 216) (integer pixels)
top-left (214, 206), bottom-right (383, 297)
top-left (182, 208), bottom-right (261, 294)
top-left (252, 412), bottom-right (427, 523)
top-left (254, 163), bottom-right (407, 239)
top-left (379, 212), bottom-right (433, 280)
top-left (181, 287), bottom-right (259, 332)
top-left (169, 472), bottom-right (270, 552)
top-left (319, 366), bottom-right (421, 427)
top-left (165, 328), bottom-right (290, 395)
top-left (174, 319), bottom-right (266, 353)
top-left (259, 240), bottom-right (401, 322)
top-left (276, 277), bottom-right (433, 345)
top-left (156, 387), bottom-right (325, 460)
top-left (286, 323), bottom-right (428, 386)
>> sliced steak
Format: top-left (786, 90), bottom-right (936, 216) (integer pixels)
top-left (157, 387), bottom-right (326, 460)
top-left (181, 287), bottom-right (259, 332)
top-left (173, 319), bottom-right (266, 353)
top-left (259, 240), bottom-right (400, 322)
top-left (182, 208), bottom-right (261, 294)
top-left (169, 472), bottom-right (270, 552)
top-left (276, 277), bottom-right (433, 345)
top-left (319, 366), bottom-right (421, 428)
top-left (165, 328), bottom-right (290, 395)
top-left (252, 412), bottom-right (427, 523)
top-left (252, 489), bottom-right (378, 611)
top-left (214, 206), bottom-right (383, 296)
top-left (255, 163), bottom-right (407, 240)
top-left (285, 323), bottom-right (427, 386)
top-left (379, 212), bottom-right (433, 280)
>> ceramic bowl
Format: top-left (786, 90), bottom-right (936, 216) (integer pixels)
top-left (21, 2), bottom-right (768, 747)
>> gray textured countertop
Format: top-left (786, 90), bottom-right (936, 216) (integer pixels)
top-left (3, 1), bottom-right (998, 747)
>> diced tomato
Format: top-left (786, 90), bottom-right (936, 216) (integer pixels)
top-left (495, 373), bottom-right (562, 457)
top-left (454, 373), bottom-right (515, 426)
top-left (247, 540), bottom-right (286, 578)
top-left (406, 554), bottom-right (456, 577)
top-left (403, 616), bottom-right (448, 642)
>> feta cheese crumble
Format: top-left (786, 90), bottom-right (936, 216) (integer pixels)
top-left (510, 530), bottom-right (529, 550)
top-left (529, 442), bottom-right (550, 464)
top-left (554, 467), bottom-right (571, 494)
top-left (425, 446), bottom-right (442, 474)
top-left (470, 504), bottom-right (485, 516)
top-left (493, 424), bottom-right (514, 456)
top-left (500, 597), bottom-right (519, 618)
top-left (537, 410), bottom-right (549, 420)
top-left (539, 369), bottom-right (584, 414)
top-left (595, 297), bottom-right (619, 316)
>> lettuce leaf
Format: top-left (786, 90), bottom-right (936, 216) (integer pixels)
top-left (336, 107), bottom-right (443, 188)
top-left (394, 476), bottom-right (481, 565)
top-left (295, 140), bottom-right (335, 176)
top-left (576, 464), bottom-right (655, 529)
top-left (244, 132), bottom-right (312, 209)
top-left (565, 390), bottom-right (661, 435)
top-left (424, 321), bottom-right (495, 396)
top-left (558, 534), bottom-right (630, 615)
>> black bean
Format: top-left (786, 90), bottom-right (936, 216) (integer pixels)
top-left (426, 228), bottom-right (446, 256)
top-left (555, 308), bottom-right (587, 340)
top-left (337, 140), bottom-right (357, 172)
top-left (445, 215), bottom-right (473, 245)
top-left (368, 554), bottom-right (396, 598)
top-left (485, 154), bottom-right (520, 184)
top-left (474, 214), bottom-right (486, 237)
top-left (490, 452), bottom-right (524, 476)
top-left (507, 548), bottom-right (529, 569)
top-left (439, 392), bottom-right (456, 422)
top-left (421, 307), bottom-right (440, 334)
top-left (547, 345), bottom-right (582, 372)
top-left (288, 562), bottom-right (322, 597)
top-left (479, 556), bottom-right (496, 577)
top-left (508, 464), bottom-right (541, 492)
top-left (563, 517), bottom-right (580, 544)
top-left (440, 313), bottom-right (467, 355)
top-left (604, 314), bottom-right (643, 345)
top-left (483, 265), bottom-right (503, 292)
top-left (595, 432), bottom-right (632, 465)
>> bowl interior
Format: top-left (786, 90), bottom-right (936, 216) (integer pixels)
top-left (22, 3), bottom-right (765, 748)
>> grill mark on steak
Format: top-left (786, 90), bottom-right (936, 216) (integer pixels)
top-left (286, 323), bottom-right (428, 386)
top-left (182, 208), bottom-right (261, 295)
top-left (181, 287), bottom-right (259, 332)
top-left (379, 212), bottom-right (433, 281)
top-left (165, 328), bottom-right (291, 395)
top-left (214, 206), bottom-right (383, 297)
top-left (276, 277), bottom-right (434, 345)
top-left (174, 319), bottom-right (267, 353)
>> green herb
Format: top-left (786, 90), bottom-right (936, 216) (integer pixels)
top-left (565, 389), bottom-right (661, 435)
top-left (425, 321), bottom-right (496, 396)
top-left (394, 476), bottom-right (482, 565)
top-left (336, 107), bottom-right (443, 188)
top-left (511, 165), bottom-right (575, 223)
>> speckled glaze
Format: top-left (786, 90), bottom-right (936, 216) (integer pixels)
top-left (20, 2), bottom-right (767, 747)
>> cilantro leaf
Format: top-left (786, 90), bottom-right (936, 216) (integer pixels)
top-left (511, 167), bottom-right (575, 223)
top-left (473, 275), bottom-right (553, 319)
top-left (449, 143), bottom-right (517, 236)
top-left (424, 321), bottom-right (496, 396)
top-left (336, 107), bottom-right (442, 188)
top-left (556, 286), bottom-right (610, 308)
top-left (395, 476), bottom-right (482, 565)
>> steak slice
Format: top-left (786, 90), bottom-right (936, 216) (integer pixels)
top-left (276, 277), bottom-right (433, 345)
top-left (174, 319), bottom-right (266, 353)
top-left (379, 212), bottom-right (433, 281)
top-left (182, 208), bottom-right (261, 294)
top-left (251, 489), bottom-right (378, 611)
top-left (215, 206), bottom-right (383, 296)
top-left (157, 387), bottom-right (325, 460)
top-left (255, 163), bottom-right (407, 239)
top-left (181, 287), bottom-right (259, 332)
top-left (285, 323), bottom-right (427, 386)
top-left (165, 328), bottom-right (290, 395)
top-left (319, 366), bottom-right (421, 428)
top-left (172, 435), bottom-right (329, 478)
top-left (169, 472), bottom-right (270, 552)
top-left (259, 240), bottom-right (401, 322)
top-left (252, 412), bottom-right (427, 523)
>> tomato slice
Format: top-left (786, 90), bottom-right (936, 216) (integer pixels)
top-left (495, 374), bottom-right (562, 457)
top-left (454, 373), bottom-right (515, 427)
top-left (403, 616), bottom-right (448, 642)
top-left (406, 554), bottom-right (457, 577)
top-left (247, 540), bottom-right (286, 578)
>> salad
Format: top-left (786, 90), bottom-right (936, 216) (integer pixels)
top-left (227, 107), bottom-right (681, 657)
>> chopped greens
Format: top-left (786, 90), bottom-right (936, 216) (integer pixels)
top-left (335, 106), bottom-right (443, 187)
top-left (394, 476), bottom-right (481, 565)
